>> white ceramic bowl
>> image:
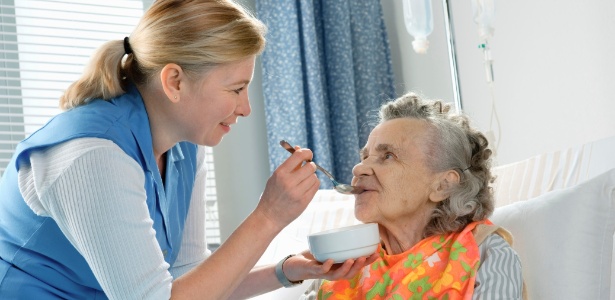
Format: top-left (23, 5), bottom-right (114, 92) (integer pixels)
top-left (308, 223), bottom-right (380, 263)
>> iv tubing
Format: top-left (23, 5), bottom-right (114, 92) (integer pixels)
top-left (487, 81), bottom-right (501, 155)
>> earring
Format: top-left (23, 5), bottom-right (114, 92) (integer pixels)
top-left (174, 95), bottom-right (178, 100)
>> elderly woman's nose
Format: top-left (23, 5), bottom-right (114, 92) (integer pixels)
top-left (352, 161), bottom-right (373, 177)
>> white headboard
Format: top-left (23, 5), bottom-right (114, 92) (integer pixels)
top-left (491, 135), bottom-right (615, 206)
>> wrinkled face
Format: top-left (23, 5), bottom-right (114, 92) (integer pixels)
top-left (178, 56), bottom-right (255, 146)
top-left (351, 118), bottom-right (440, 227)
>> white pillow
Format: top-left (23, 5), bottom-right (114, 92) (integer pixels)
top-left (490, 168), bottom-right (615, 300)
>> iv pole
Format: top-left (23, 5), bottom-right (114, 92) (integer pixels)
top-left (442, 0), bottom-right (463, 113)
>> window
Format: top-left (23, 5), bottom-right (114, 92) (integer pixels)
top-left (0, 0), bottom-right (220, 248)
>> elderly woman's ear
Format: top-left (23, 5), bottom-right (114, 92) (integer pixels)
top-left (429, 170), bottom-right (461, 202)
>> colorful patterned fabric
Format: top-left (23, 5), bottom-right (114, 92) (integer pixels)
top-left (318, 220), bottom-right (490, 300)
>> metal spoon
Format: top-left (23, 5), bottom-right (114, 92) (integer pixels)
top-left (279, 140), bottom-right (364, 195)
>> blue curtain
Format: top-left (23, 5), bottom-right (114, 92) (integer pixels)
top-left (256, 0), bottom-right (395, 188)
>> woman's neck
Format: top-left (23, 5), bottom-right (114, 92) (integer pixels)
top-left (379, 225), bottom-right (425, 255)
top-left (157, 152), bottom-right (167, 184)
top-left (138, 84), bottom-right (175, 181)
top-left (378, 209), bottom-right (434, 255)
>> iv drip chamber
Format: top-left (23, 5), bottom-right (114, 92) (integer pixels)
top-left (402, 0), bottom-right (434, 54)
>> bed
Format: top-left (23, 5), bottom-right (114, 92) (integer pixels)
top-left (254, 135), bottom-right (615, 299)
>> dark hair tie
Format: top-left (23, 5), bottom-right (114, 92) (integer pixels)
top-left (123, 37), bottom-right (133, 55)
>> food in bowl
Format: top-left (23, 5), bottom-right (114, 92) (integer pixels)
top-left (308, 223), bottom-right (380, 263)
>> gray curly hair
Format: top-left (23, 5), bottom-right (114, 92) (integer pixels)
top-left (378, 92), bottom-right (495, 236)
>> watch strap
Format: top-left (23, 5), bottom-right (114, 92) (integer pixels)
top-left (275, 254), bottom-right (304, 287)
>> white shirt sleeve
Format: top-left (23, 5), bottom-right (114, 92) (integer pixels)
top-left (18, 138), bottom-right (172, 299)
top-left (168, 145), bottom-right (212, 279)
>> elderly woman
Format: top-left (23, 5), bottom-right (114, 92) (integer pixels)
top-left (316, 93), bottom-right (523, 299)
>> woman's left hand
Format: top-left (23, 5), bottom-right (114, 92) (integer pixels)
top-left (283, 250), bottom-right (380, 282)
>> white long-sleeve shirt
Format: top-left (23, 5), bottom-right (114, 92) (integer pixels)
top-left (18, 137), bottom-right (211, 299)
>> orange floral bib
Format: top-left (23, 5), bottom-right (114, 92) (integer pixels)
top-left (318, 220), bottom-right (488, 300)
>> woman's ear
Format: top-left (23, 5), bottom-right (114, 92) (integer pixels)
top-left (429, 170), bottom-right (461, 202)
top-left (160, 63), bottom-right (183, 103)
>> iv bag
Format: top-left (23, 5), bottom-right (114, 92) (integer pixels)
top-left (472, 0), bottom-right (495, 41)
top-left (402, 0), bottom-right (433, 54)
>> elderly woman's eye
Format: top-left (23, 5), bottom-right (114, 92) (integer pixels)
top-left (384, 153), bottom-right (394, 160)
top-left (360, 151), bottom-right (369, 161)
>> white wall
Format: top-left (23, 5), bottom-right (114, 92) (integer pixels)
top-left (216, 0), bottom-right (615, 240)
top-left (214, 0), bottom-right (269, 240)
top-left (383, 0), bottom-right (615, 166)
top-left (381, 0), bottom-right (454, 103)
top-left (213, 55), bottom-right (270, 241)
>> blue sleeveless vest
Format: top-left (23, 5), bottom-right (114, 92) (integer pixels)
top-left (0, 86), bottom-right (197, 298)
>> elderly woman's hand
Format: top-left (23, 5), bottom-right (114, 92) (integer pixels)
top-left (284, 250), bottom-right (380, 282)
top-left (255, 146), bottom-right (320, 231)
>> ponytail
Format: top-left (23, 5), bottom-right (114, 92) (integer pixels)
top-left (59, 0), bottom-right (266, 111)
top-left (59, 40), bottom-right (129, 110)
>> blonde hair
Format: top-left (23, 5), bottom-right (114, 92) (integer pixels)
top-left (60, 0), bottom-right (266, 110)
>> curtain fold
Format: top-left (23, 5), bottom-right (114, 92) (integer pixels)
top-left (256, 0), bottom-right (395, 188)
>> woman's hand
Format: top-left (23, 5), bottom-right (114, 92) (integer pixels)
top-left (255, 146), bottom-right (320, 231)
top-left (284, 250), bottom-right (380, 282)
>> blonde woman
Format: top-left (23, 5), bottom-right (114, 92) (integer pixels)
top-left (0, 1), bottom-right (375, 299)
